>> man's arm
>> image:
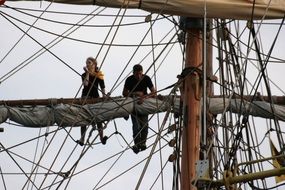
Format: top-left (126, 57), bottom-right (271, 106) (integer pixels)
top-left (122, 87), bottom-right (129, 97)
top-left (123, 87), bottom-right (144, 97)
top-left (149, 86), bottom-right (157, 97)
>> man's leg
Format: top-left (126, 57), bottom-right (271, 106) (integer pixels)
top-left (131, 115), bottom-right (141, 145)
top-left (139, 115), bottom-right (149, 151)
top-left (131, 114), bottom-right (141, 153)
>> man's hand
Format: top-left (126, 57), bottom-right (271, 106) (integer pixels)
top-left (134, 91), bottom-right (144, 97)
top-left (137, 97), bottom-right (144, 105)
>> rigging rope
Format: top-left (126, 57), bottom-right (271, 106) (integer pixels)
top-left (149, 16), bottom-right (165, 190)
top-left (0, 143), bottom-right (40, 189)
top-left (0, 3), bottom-right (53, 66)
top-left (203, 17), bottom-right (285, 190)
top-left (4, 5), bottom-right (169, 27)
top-left (0, 9), bottom-right (176, 47)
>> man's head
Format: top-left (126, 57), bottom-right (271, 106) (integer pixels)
top-left (133, 64), bottom-right (143, 80)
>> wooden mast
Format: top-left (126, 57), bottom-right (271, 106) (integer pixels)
top-left (181, 18), bottom-right (203, 190)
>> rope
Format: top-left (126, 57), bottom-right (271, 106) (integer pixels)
top-left (0, 166), bottom-right (7, 190)
top-left (94, 143), bottom-right (170, 189)
top-left (26, 127), bottom-right (45, 190)
top-left (203, 17), bottom-right (285, 190)
top-left (0, 3), bottom-right (53, 65)
top-left (0, 143), bottom-right (40, 189)
top-left (150, 17), bottom-right (165, 190)
top-left (0, 11), bottom-right (81, 80)
top-left (2, 5), bottom-right (155, 18)
top-left (0, 9), bottom-right (176, 47)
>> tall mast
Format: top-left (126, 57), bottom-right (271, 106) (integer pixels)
top-left (181, 18), bottom-right (203, 190)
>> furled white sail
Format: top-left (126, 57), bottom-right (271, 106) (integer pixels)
top-left (1, 97), bottom-right (285, 128)
top-left (209, 98), bottom-right (285, 121)
top-left (0, 97), bottom-right (179, 127)
top-left (6, 0), bottom-right (285, 19)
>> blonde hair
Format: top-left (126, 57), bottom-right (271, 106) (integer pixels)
top-left (86, 57), bottom-right (97, 65)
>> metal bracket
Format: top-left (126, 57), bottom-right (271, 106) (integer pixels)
top-left (179, 17), bottom-right (204, 30)
top-left (196, 160), bottom-right (209, 178)
top-left (194, 160), bottom-right (209, 188)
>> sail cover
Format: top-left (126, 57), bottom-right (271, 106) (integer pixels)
top-left (1, 97), bottom-right (285, 128)
top-left (209, 98), bottom-right (285, 121)
top-left (6, 0), bottom-right (285, 20)
top-left (0, 97), bottom-right (179, 127)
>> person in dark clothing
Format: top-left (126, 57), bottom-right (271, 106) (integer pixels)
top-left (123, 64), bottom-right (156, 153)
top-left (77, 57), bottom-right (108, 146)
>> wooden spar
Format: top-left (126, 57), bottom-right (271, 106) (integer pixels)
top-left (0, 97), bottom-right (105, 106)
top-left (181, 18), bottom-right (203, 190)
top-left (212, 95), bottom-right (285, 105)
top-left (1, 95), bottom-right (285, 106)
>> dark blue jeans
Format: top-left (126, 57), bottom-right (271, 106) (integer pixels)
top-left (131, 114), bottom-right (149, 146)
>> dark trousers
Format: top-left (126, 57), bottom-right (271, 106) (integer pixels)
top-left (131, 114), bottom-right (148, 146)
